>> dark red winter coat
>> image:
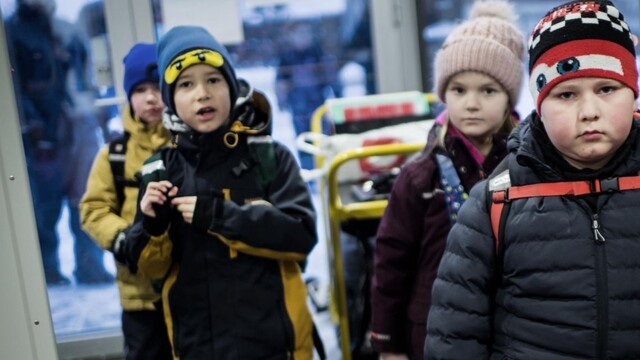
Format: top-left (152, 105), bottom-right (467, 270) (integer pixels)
top-left (370, 112), bottom-right (509, 358)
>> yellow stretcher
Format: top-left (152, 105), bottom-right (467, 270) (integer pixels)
top-left (306, 92), bottom-right (439, 359)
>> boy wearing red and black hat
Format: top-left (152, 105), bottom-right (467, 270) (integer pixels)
top-left (425, 1), bottom-right (640, 359)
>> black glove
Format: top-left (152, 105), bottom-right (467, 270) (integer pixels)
top-left (143, 187), bottom-right (173, 236)
top-left (111, 228), bottom-right (129, 265)
top-left (192, 188), bottom-right (225, 231)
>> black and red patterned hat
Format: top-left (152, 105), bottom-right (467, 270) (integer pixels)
top-left (528, 1), bottom-right (638, 112)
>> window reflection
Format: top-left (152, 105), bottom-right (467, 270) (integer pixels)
top-left (2, 0), bottom-right (120, 338)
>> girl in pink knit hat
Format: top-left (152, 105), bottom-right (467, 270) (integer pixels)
top-left (370, 1), bottom-right (524, 359)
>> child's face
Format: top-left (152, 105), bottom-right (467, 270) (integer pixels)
top-left (445, 71), bottom-right (510, 147)
top-left (173, 64), bottom-right (231, 133)
top-left (130, 82), bottom-right (164, 125)
top-left (539, 77), bottom-right (636, 170)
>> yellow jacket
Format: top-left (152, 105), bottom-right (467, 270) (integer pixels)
top-left (80, 105), bottom-right (171, 310)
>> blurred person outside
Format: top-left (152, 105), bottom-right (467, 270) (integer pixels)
top-left (5, 0), bottom-right (112, 285)
top-left (275, 21), bottom-right (342, 170)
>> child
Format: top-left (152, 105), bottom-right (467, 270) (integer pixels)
top-left (124, 26), bottom-right (318, 359)
top-left (370, 1), bottom-right (524, 359)
top-left (425, 1), bottom-right (640, 359)
top-left (79, 43), bottom-right (172, 359)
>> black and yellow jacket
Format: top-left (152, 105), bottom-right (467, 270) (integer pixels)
top-left (79, 104), bottom-right (171, 310)
top-left (126, 93), bottom-right (317, 360)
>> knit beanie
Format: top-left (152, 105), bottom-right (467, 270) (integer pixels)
top-left (123, 43), bottom-right (159, 101)
top-left (529, 0), bottom-right (638, 113)
top-left (157, 25), bottom-right (239, 116)
top-left (434, 0), bottom-right (524, 108)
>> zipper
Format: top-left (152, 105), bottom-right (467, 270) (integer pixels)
top-left (592, 213), bottom-right (607, 359)
top-left (592, 213), bottom-right (606, 243)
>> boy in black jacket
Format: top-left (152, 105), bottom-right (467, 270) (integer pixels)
top-left (125, 26), bottom-right (317, 359)
top-left (425, 1), bottom-right (640, 359)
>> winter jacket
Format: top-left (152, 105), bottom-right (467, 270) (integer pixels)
top-left (125, 92), bottom-right (317, 360)
top-left (371, 111), bottom-right (509, 358)
top-left (426, 112), bottom-right (640, 360)
top-left (80, 104), bottom-right (170, 310)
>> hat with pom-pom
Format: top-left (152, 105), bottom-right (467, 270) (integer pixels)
top-left (434, 0), bottom-right (525, 108)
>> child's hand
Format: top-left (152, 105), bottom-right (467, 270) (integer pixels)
top-left (171, 196), bottom-right (197, 224)
top-left (379, 353), bottom-right (409, 360)
top-left (141, 180), bottom-right (177, 218)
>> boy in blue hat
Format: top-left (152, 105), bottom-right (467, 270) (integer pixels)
top-left (80, 42), bottom-right (172, 360)
top-left (125, 26), bottom-right (318, 359)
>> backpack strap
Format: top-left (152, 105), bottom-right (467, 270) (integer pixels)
top-left (489, 172), bottom-right (640, 250)
top-left (231, 136), bottom-right (277, 190)
top-left (108, 132), bottom-right (138, 211)
top-left (487, 167), bottom-right (511, 253)
top-left (434, 153), bottom-right (468, 224)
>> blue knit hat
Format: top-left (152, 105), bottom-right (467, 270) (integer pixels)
top-left (157, 25), bottom-right (239, 115)
top-left (123, 43), bottom-right (159, 101)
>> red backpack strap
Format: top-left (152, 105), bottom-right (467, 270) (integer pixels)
top-left (490, 174), bottom-right (640, 248)
top-left (490, 192), bottom-right (507, 252)
top-left (506, 175), bottom-right (640, 200)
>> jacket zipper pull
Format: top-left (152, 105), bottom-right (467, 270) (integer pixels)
top-left (592, 214), bottom-right (606, 243)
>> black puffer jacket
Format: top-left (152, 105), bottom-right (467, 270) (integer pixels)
top-left (426, 112), bottom-right (640, 360)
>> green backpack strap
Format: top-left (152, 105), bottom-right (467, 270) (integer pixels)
top-left (140, 151), bottom-right (168, 184)
top-left (247, 135), bottom-right (277, 189)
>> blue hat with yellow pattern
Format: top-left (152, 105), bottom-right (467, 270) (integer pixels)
top-left (157, 25), bottom-right (239, 115)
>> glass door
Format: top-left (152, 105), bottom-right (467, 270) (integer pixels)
top-left (0, 0), bottom-right (124, 357)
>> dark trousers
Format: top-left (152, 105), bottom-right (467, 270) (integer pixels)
top-left (122, 306), bottom-right (173, 360)
top-left (28, 154), bottom-right (110, 284)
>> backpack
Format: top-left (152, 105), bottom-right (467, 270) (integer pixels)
top-left (107, 132), bottom-right (140, 212)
